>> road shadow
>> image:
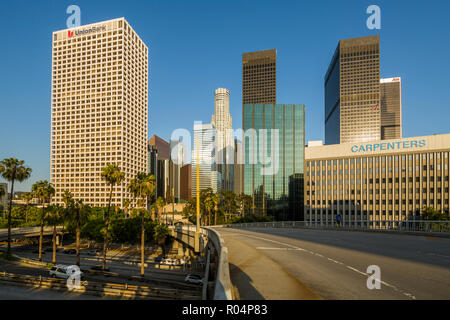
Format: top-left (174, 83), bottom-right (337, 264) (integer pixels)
top-left (228, 263), bottom-right (265, 300)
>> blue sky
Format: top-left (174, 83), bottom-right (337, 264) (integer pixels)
top-left (1, 0), bottom-right (449, 191)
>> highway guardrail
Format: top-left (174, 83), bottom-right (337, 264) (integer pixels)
top-left (0, 271), bottom-right (200, 300)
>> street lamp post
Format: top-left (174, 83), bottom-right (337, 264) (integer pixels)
top-left (195, 138), bottom-right (200, 253)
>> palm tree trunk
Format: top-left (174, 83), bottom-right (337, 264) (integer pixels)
top-left (208, 209), bottom-right (211, 226)
top-left (25, 202), bottom-right (29, 223)
top-left (76, 216), bottom-right (80, 267)
top-left (39, 199), bottom-right (45, 262)
top-left (102, 184), bottom-right (113, 270)
top-left (7, 178), bottom-right (15, 255)
top-left (215, 209), bottom-right (218, 226)
top-left (140, 208), bottom-right (145, 277)
top-left (52, 224), bottom-right (56, 264)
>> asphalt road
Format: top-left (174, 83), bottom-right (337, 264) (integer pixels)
top-left (217, 227), bottom-right (450, 300)
top-left (0, 243), bottom-right (203, 297)
top-left (0, 284), bottom-right (104, 300)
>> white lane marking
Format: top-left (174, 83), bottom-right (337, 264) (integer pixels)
top-left (256, 247), bottom-right (306, 251)
top-left (426, 253), bottom-right (450, 259)
top-left (231, 230), bottom-right (417, 300)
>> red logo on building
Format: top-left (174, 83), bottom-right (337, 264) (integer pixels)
top-left (371, 105), bottom-right (380, 111)
top-left (68, 30), bottom-right (74, 38)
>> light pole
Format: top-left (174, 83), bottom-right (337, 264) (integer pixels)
top-left (195, 138), bottom-right (200, 253)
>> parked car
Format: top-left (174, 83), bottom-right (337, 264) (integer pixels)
top-left (63, 249), bottom-right (76, 254)
top-left (162, 258), bottom-right (179, 265)
top-left (154, 257), bottom-right (164, 263)
top-left (82, 250), bottom-right (99, 256)
top-left (90, 265), bottom-right (110, 272)
top-left (185, 274), bottom-right (203, 285)
top-left (49, 265), bottom-right (84, 280)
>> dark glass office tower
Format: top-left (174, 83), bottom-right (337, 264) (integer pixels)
top-left (243, 104), bottom-right (305, 221)
top-left (325, 35), bottom-right (381, 145)
top-left (242, 49), bottom-right (276, 105)
top-left (380, 77), bottom-right (402, 140)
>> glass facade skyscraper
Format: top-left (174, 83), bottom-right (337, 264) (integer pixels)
top-left (325, 35), bottom-right (381, 145)
top-left (243, 104), bottom-right (305, 221)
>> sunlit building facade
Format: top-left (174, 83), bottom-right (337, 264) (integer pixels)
top-left (305, 134), bottom-right (450, 226)
top-left (51, 18), bottom-right (148, 207)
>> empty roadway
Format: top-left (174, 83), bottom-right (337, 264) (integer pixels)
top-left (217, 227), bottom-right (450, 300)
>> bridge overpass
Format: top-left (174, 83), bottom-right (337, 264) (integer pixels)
top-left (0, 227), bottom-right (62, 242)
top-left (216, 226), bottom-right (450, 300)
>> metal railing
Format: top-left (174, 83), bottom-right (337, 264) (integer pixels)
top-left (231, 220), bottom-right (450, 234)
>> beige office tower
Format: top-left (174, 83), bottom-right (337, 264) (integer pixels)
top-left (51, 18), bottom-right (148, 208)
top-left (211, 88), bottom-right (234, 191)
top-left (381, 77), bottom-right (402, 140)
top-left (325, 35), bottom-right (380, 144)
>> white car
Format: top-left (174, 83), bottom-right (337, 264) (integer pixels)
top-left (49, 265), bottom-right (84, 280)
top-left (162, 258), bottom-right (177, 265)
top-left (185, 274), bottom-right (203, 285)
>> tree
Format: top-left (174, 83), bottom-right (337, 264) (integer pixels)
top-left (46, 204), bottom-right (64, 265)
top-left (212, 194), bottom-right (220, 226)
top-left (204, 194), bottom-right (214, 226)
top-left (20, 192), bottom-right (34, 223)
top-left (154, 224), bottom-right (169, 256)
top-left (150, 203), bottom-right (157, 221)
top-left (123, 199), bottom-right (131, 219)
top-left (0, 158), bottom-right (32, 255)
top-left (237, 193), bottom-right (252, 217)
top-left (32, 180), bottom-right (55, 261)
top-left (128, 173), bottom-right (156, 277)
top-left (100, 164), bottom-right (125, 271)
top-left (156, 197), bottom-right (166, 223)
top-left (0, 186), bottom-right (5, 219)
top-left (67, 199), bottom-right (90, 266)
top-left (220, 190), bottom-right (237, 223)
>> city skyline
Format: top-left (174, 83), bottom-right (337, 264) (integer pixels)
top-left (1, 0), bottom-right (450, 191)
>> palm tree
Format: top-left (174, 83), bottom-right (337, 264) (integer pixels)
top-left (0, 186), bottom-right (6, 219)
top-left (21, 192), bottom-right (34, 223)
top-left (150, 203), bottom-right (157, 221)
top-left (128, 173), bottom-right (156, 277)
top-left (205, 195), bottom-right (214, 226)
top-left (237, 193), bottom-right (252, 217)
top-left (100, 164), bottom-right (125, 271)
top-left (46, 204), bottom-right (64, 265)
top-left (67, 199), bottom-right (90, 266)
top-left (60, 190), bottom-right (74, 246)
top-left (212, 194), bottom-right (220, 226)
top-left (32, 180), bottom-right (55, 261)
top-left (156, 197), bottom-right (166, 223)
top-left (122, 199), bottom-right (131, 219)
top-left (0, 158), bottom-right (32, 255)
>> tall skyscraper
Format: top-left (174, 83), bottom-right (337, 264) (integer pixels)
top-left (242, 49), bottom-right (276, 105)
top-left (211, 88), bottom-right (234, 191)
top-left (325, 35), bottom-right (380, 145)
top-left (191, 122), bottom-right (221, 198)
top-left (233, 139), bottom-right (244, 195)
top-left (149, 136), bottom-right (170, 200)
top-left (243, 104), bottom-right (305, 220)
top-left (380, 77), bottom-right (402, 140)
top-left (51, 18), bottom-right (148, 207)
